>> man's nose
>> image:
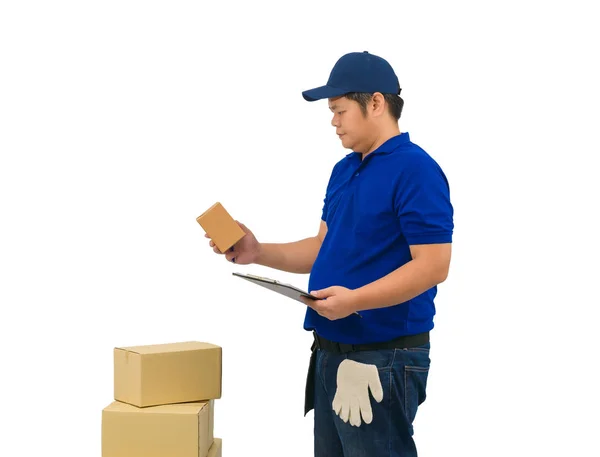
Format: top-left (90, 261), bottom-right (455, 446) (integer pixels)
top-left (331, 115), bottom-right (339, 128)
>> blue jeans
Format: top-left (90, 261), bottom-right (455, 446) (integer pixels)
top-left (313, 342), bottom-right (431, 457)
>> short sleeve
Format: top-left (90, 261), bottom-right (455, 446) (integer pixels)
top-left (394, 155), bottom-right (454, 245)
top-left (321, 194), bottom-right (329, 221)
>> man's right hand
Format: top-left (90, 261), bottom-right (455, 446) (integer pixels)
top-left (205, 221), bottom-right (261, 265)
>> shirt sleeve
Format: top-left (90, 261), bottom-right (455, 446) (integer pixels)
top-left (393, 154), bottom-right (454, 245)
top-left (321, 194), bottom-right (328, 221)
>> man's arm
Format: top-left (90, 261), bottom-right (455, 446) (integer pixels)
top-left (255, 220), bottom-right (327, 274)
top-left (352, 243), bottom-right (451, 311)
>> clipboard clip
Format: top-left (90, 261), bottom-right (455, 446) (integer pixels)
top-left (246, 273), bottom-right (277, 283)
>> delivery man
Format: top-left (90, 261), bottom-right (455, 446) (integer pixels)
top-left (206, 50), bottom-right (453, 457)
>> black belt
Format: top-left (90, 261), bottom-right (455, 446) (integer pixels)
top-left (304, 330), bottom-right (430, 415)
top-left (311, 330), bottom-right (429, 353)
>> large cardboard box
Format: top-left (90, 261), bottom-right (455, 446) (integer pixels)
top-left (196, 202), bottom-right (245, 253)
top-left (208, 438), bottom-right (222, 457)
top-left (114, 341), bottom-right (221, 407)
top-left (102, 401), bottom-right (214, 457)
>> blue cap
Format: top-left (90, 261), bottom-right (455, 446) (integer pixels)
top-left (302, 51), bottom-right (401, 102)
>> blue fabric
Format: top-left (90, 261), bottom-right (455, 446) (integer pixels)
top-left (305, 132), bottom-right (453, 344)
top-left (313, 343), bottom-right (431, 457)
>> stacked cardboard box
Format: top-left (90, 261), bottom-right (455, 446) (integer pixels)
top-left (101, 341), bottom-right (223, 457)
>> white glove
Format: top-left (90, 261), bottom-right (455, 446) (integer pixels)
top-left (332, 359), bottom-right (384, 427)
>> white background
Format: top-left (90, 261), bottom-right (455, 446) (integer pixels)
top-left (1, 1), bottom-right (599, 456)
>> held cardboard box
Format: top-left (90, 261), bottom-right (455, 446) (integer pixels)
top-left (102, 401), bottom-right (214, 457)
top-left (114, 341), bottom-right (222, 407)
top-left (196, 202), bottom-right (245, 253)
top-left (208, 438), bottom-right (222, 457)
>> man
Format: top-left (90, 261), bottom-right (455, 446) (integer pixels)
top-left (206, 51), bottom-right (453, 457)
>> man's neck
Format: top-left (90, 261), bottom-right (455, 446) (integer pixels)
top-left (362, 126), bottom-right (401, 159)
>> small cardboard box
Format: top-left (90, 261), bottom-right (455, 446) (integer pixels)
top-left (114, 341), bottom-right (221, 407)
top-left (102, 401), bottom-right (214, 457)
top-left (196, 202), bottom-right (245, 253)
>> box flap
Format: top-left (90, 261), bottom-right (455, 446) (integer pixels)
top-left (115, 341), bottom-right (220, 355)
top-left (103, 401), bottom-right (209, 415)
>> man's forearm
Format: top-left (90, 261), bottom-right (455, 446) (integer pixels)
top-left (353, 258), bottom-right (448, 311)
top-left (255, 237), bottom-right (322, 274)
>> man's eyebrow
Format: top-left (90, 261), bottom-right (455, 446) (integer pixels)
top-left (329, 104), bottom-right (338, 111)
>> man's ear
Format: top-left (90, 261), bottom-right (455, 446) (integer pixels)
top-left (371, 92), bottom-right (386, 117)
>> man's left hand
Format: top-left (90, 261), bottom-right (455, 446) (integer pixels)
top-left (301, 286), bottom-right (359, 320)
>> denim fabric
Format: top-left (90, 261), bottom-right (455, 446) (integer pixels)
top-left (313, 342), bottom-right (430, 457)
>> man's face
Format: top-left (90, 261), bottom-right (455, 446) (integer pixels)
top-left (328, 96), bottom-right (372, 152)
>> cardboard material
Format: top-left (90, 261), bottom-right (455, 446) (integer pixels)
top-left (196, 202), bottom-right (245, 253)
top-left (114, 341), bottom-right (222, 407)
top-left (208, 400), bottom-right (214, 445)
top-left (101, 401), bottom-right (213, 457)
top-left (208, 438), bottom-right (222, 457)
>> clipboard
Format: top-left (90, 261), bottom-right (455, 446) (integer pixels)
top-left (232, 272), bottom-right (362, 317)
top-left (232, 272), bottom-right (319, 302)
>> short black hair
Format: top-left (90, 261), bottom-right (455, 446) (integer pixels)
top-left (344, 92), bottom-right (404, 121)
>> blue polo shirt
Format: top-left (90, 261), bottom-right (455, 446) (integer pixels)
top-left (304, 132), bottom-right (453, 344)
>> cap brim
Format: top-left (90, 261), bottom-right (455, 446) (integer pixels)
top-left (302, 85), bottom-right (348, 102)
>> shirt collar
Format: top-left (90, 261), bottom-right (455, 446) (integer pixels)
top-left (346, 132), bottom-right (411, 160)
top-left (371, 132), bottom-right (410, 154)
